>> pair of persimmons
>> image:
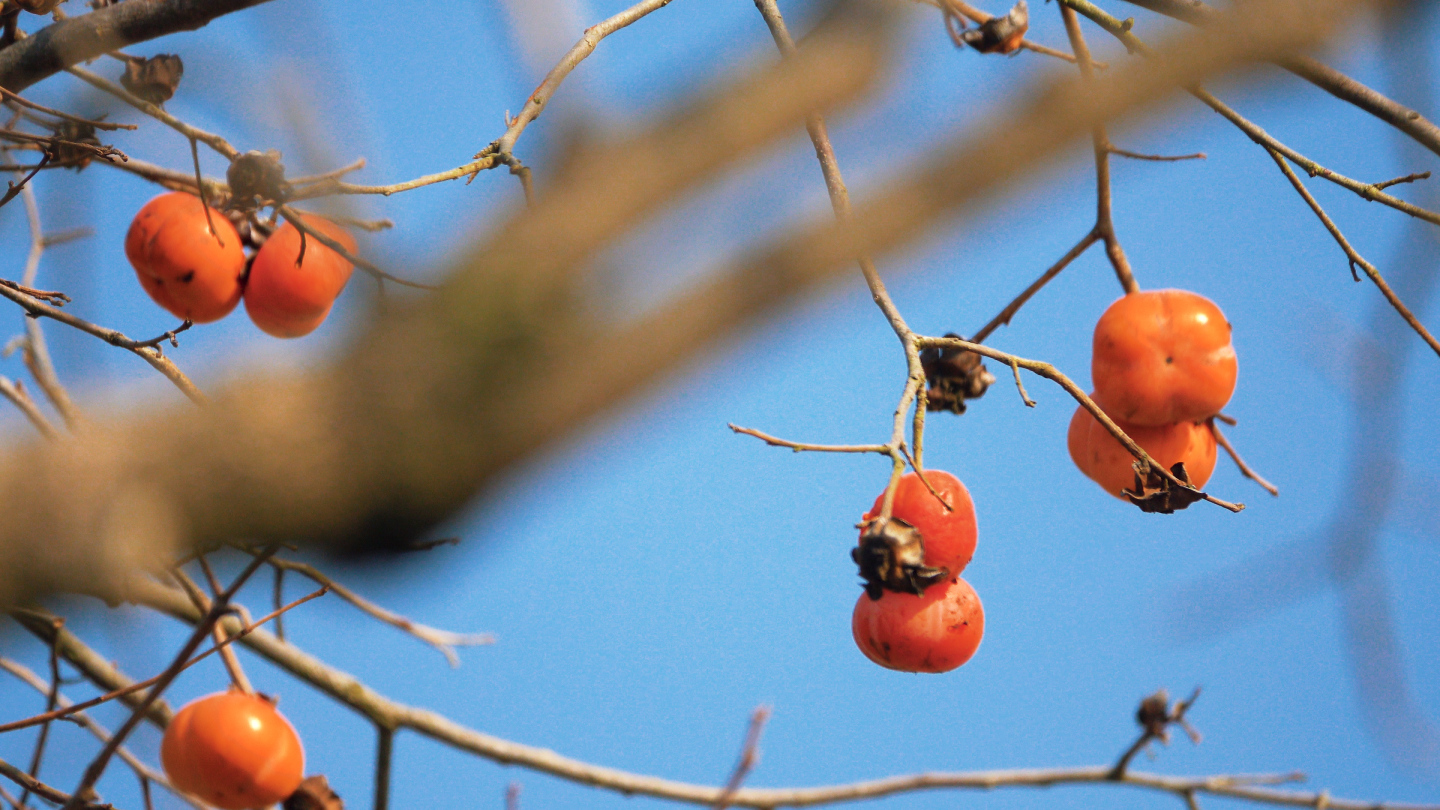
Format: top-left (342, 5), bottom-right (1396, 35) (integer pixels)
top-left (849, 289), bottom-right (1236, 675)
top-left (126, 191), bottom-right (357, 338)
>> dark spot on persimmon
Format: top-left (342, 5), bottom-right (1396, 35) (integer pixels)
top-left (179, 271), bottom-right (195, 283)
top-left (1165, 356), bottom-right (1174, 364)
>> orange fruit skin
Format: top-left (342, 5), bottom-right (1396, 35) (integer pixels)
top-left (1091, 289), bottom-right (1237, 426)
top-left (852, 576), bottom-right (984, 673)
top-left (160, 691), bottom-right (305, 810)
top-left (860, 470), bottom-right (977, 576)
top-left (243, 216), bottom-right (357, 338)
top-left (125, 192), bottom-right (245, 323)
top-left (1066, 403), bottom-right (1217, 500)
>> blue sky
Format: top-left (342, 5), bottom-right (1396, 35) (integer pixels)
top-left (0, 1), bottom-right (1437, 809)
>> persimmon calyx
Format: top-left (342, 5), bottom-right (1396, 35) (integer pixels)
top-left (851, 517), bottom-right (949, 600)
top-left (1124, 461), bottom-right (1206, 514)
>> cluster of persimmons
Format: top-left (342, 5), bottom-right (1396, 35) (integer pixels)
top-left (847, 289), bottom-right (1236, 674)
top-left (126, 191), bottom-right (358, 338)
top-left (1068, 290), bottom-right (1238, 499)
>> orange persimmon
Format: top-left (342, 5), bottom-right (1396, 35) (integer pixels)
top-left (852, 576), bottom-right (984, 673)
top-left (161, 690), bottom-right (304, 810)
top-left (1091, 289), bottom-right (1237, 426)
top-left (125, 192), bottom-right (245, 323)
top-left (1067, 402), bottom-right (1217, 499)
top-left (243, 215), bottom-right (356, 338)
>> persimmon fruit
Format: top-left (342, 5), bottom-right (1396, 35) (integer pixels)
top-left (1066, 402), bottom-right (1217, 499)
top-left (852, 576), bottom-right (984, 673)
top-left (1091, 289), bottom-right (1237, 426)
top-left (243, 215), bottom-right (357, 338)
top-left (859, 470), bottom-right (977, 576)
top-left (125, 192), bottom-right (245, 323)
top-left (160, 690), bottom-right (304, 810)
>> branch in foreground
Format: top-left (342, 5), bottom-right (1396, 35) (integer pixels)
top-left (0, 0), bottom-right (277, 92)
top-left (105, 578), bottom-right (1440, 810)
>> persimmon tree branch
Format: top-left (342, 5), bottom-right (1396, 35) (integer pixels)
top-left (0, 0), bottom-right (278, 92)
top-left (1114, 0), bottom-right (1440, 159)
top-left (91, 577), bottom-right (1433, 810)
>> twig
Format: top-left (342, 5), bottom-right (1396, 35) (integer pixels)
top-left (0, 86), bottom-right (135, 131)
top-left (253, 554), bottom-right (492, 667)
top-left (0, 658), bottom-right (208, 810)
top-left (0, 376), bottom-right (59, 439)
top-left (19, 620), bottom-right (63, 807)
top-left (277, 204), bottom-right (435, 290)
top-left (17, 178), bottom-right (80, 429)
top-left (1060, 3), bottom-right (1138, 295)
top-left (65, 64), bottom-right (237, 159)
top-left (1263, 147), bottom-right (1440, 358)
top-left (714, 706), bottom-right (771, 810)
top-left (0, 281), bottom-right (205, 403)
top-left (1008, 358), bottom-right (1035, 406)
top-left (971, 229), bottom-right (1098, 342)
top-left (1370, 171), bottom-right (1428, 191)
top-left (194, 556), bottom-right (254, 693)
top-left (0, 757), bottom-right (105, 810)
top-left (1209, 420), bottom-right (1278, 496)
top-left (1108, 147), bottom-right (1206, 161)
top-left (923, 0), bottom-right (1093, 64)
top-left (0, 581), bottom-right (324, 736)
top-left (726, 424), bottom-right (887, 454)
top-left (374, 726), bottom-right (394, 810)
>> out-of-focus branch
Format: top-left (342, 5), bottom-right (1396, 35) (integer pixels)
top-left (1115, 0), bottom-right (1440, 159)
top-left (0, 0), bottom-right (278, 93)
top-left (65, 65), bottom-right (237, 159)
top-left (0, 0), bottom-right (1374, 603)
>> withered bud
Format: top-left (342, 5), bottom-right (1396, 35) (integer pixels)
top-left (1136, 689), bottom-right (1171, 739)
top-left (920, 333), bottom-right (995, 415)
top-left (284, 775), bottom-right (343, 810)
top-left (121, 54), bottom-right (184, 105)
top-left (959, 0), bottom-right (1029, 54)
top-left (1125, 461), bottom-right (1205, 514)
top-left (228, 150), bottom-right (290, 208)
top-left (12, 0), bottom-right (61, 14)
top-left (851, 517), bottom-right (949, 601)
top-left (52, 120), bottom-right (100, 171)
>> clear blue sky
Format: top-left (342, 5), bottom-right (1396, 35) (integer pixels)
top-left (1, 2), bottom-right (1437, 809)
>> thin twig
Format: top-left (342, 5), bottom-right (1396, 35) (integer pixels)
top-left (194, 556), bottom-right (254, 693)
top-left (1372, 171), bottom-right (1429, 191)
top-left (924, 0), bottom-right (1093, 64)
top-left (0, 376), bottom-right (59, 439)
top-left (971, 229), bottom-right (1098, 342)
top-left (1263, 147), bottom-right (1440, 358)
top-left (1108, 147), bottom-right (1206, 161)
top-left (65, 64), bottom-right (237, 159)
top-left (374, 726), bottom-right (394, 810)
top-left (714, 706), bottom-right (771, 810)
top-left (727, 424), bottom-right (887, 454)
top-left (0, 86), bottom-right (134, 130)
top-left (277, 205), bottom-right (434, 290)
top-left (1209, 420), bottom-right (1278, 496)
top-left (19, 619), bottom-right (62, 807)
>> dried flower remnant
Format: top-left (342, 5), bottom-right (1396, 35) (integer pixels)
top-left (121, 55), bottom-right (184, 104)
top-left (920, 332), bottom-right (994, 414)
top-left (954, 0), bottom-right (1029, 54)
top-left (1125, 462), bottom-right (1206, 514)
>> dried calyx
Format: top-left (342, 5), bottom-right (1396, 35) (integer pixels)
top-left (852, 517), bottom-right (949, 600)
top-left (920, 333), bottom-right (994, 414)
top-left (1124, 461), bottom-right (1205, 514)
top-left (228, 150), bottom-right (290, 209)
top-left (952, 0), bottom-right (1029, 55)
top-left (121, 54), bottom-right (184, 104)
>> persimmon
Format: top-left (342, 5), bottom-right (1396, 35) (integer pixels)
top-left (852, 576), bottom-right (984, 673)
top-left (243, 215), bottom-right (357, 338)
top-left (860, 470), bottom-right (977, 576)
top-left (1091, 289), bottom-right (1237, 425)
top-left (125, 192), bottom-right (245, 323)
top-left (161, 690), bottom-right (304, 810)
top-left (1066, 402), bottom-right (1216, 499)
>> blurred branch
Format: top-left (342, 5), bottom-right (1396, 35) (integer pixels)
top-left (0, 0), bottom-right (277, 93)
top-left (1115, 0), bottom-right (1440, 159)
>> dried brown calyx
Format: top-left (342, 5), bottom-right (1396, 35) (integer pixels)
top-left (52, 120), bottom-right (101, 170)
top-left (1125, 461), bottom-right (1205, 514)
top-left (284, 775), bottom-right (344, 810)
top-left (121, 54), bottom-right (184, 104)
top-left (228, 150), bottom-right (290, 209)
top-left (950, 0), bottom-right (1029, 55)
top-left (851, 517), bottom-right (948, 601)
top-left (920, 333), bottom-right (994, 414)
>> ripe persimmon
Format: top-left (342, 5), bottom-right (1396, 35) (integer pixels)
top-left (1066, 402), bottom-right (1216, 499)
top-left (125, 192), bottom-right (245, 323)
top-left (860, 470), bottom-right (977, 577)
top-left (243, 215), bottom-right (357, 338)
top-left (161, 690), bottom-right (304, 810)
top-left (1091, 289), bottom-right (1237, 425)
top-left (852, 576), bottom-right (984, 673)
